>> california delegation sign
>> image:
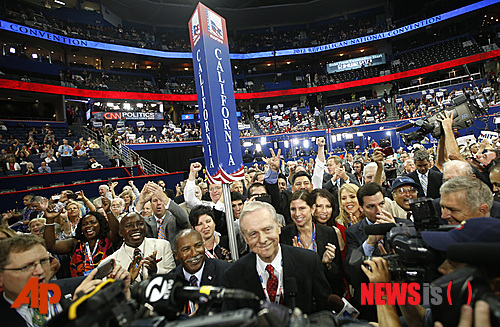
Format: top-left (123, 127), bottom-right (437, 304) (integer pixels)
top-left (189, 3), bottom-right (244, 184)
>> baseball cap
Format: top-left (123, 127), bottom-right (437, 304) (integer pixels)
top-left (391, 176), bottom-right (419, 191)
top-left (421, 217), bottom-right (500, 251)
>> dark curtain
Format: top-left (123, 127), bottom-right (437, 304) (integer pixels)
top-left (136, 145), bottom-right (204, 173)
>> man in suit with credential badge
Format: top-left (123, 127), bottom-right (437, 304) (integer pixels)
top-left (406, 150), bottom-right (443, 199)
top-left (223, 201), bottom-right (331, 314)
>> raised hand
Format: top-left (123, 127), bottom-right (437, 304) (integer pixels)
top-left (263, 148), bottom-right (281, 172)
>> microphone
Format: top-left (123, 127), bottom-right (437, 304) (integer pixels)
top-left (176, 285), bottom-right (261, 303)
top-left (133, 248), bottom-right (142, 259)
top-left (447, 243), bottom-right (500, 266)
top-left (328, 294), bottom-right (360, 320)
top-left (364, 223), bottom-right (396, 235)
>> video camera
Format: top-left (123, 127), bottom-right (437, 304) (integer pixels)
top-left (47, 274), bottom-right (374, 327)
top-left (349, 197), bottom-right (448, 283)
top-left (431, 243), bottom-right (500, 327)
top-left (396, 92), bottom-right (489, 146)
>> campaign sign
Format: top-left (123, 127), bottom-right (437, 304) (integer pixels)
top-left (189, 3), bottom-right (244, 184)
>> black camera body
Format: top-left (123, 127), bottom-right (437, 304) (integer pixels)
top-left (349, 198), bottom-right (445, 283)
top-left (400, 93), bottom-right (489, 146)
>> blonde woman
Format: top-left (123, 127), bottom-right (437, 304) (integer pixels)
top-left (336, 183), bottom-right (364, 228)
top-left (120, 190), bottom-right (136, 213)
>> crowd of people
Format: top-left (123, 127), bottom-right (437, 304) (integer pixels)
top-left (0, 123), bottom-right (104, 175)
top-left (1, 105), bottom-right (500, 325)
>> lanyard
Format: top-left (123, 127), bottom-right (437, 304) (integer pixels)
top-left (297, 223), bottom-right (317, 252)
top-left (204, 237), bottom-right (217, 259)
top-left (258, 259), bottom-right (283, 305)
top-left (84, 239), bottom-right (100, 269)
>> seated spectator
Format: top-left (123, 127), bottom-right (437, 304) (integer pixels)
top-left (87, 157), bottom-right (103, 169)
top-left (38, 161), bottom-right (51, 173)
top-left (45, 153), bottom-right (57, 164)
top-left (109, 154), bottom-right (124, 167)
top-left (25, 162), bottom-right (35, 175)
top-left (5, 157), bottom-right (20, 172)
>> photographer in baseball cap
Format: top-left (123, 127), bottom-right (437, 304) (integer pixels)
top-left (421, 218), bottom-right (500, 327)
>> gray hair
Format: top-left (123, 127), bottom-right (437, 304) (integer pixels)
top-left (404, 159), bottom-right (414, 167)
top-left (442, 160), bottom-right (474, 180)
top-left (413, 150), bottom-right (430, 162)
top-left (363, 162), bottom-right (378, 177)
top-left (440, 176), bottom-right (493, 214)
top-left (240, 201), bottom-right (279, 234)
top-left (363, 162), bottom-right (385, 180)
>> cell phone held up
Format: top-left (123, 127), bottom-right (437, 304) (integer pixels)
top-left (378, 139), bottom-right (394, 157)
top-left (94, 259), bottom-right (115, 279)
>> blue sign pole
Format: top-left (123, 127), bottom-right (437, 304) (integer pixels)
top-left (189, 3), bottom-right (244, 260)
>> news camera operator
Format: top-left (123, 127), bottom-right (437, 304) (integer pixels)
top-left (360, 218), bottom-right (500, 327)
top-left (344, 182), bottom-right (410, 321)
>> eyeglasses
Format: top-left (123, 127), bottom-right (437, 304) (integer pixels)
top-left (1, 257), bottom-right (51, 273)
top-left (250, 193), bottom-right (268, 198)
top-left (209, 186), bottom-right (222, 192)
top-left (395, 187), bottom-right (417, 195)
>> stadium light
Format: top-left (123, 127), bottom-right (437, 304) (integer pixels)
top-left (293, 139), bottom-right (299, 145)
top-left (31, 53), bottom-right (38, 59)
top-left (357, 132), bottom-right (363, 137)
top-left (255, 144), bottom-right (262, 152)
top-left (243, 141), bottom-right (252, 147)
top-left (284, 140), bottom-right (289, 148)
top-left (304, 139), bottom-right (310, 148)
top-left (9, 47), bottom-right (15, 54)
top-left (260, 136), bottom-right (266, 145)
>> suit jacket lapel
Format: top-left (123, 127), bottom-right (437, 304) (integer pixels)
top-left (243, 253), bottom-right (265, 300)
top-left (201, 259), bottom-right (216, 285)
top-left (145, 216), bottom-right (158, 238)
top-left (282, 245), bottom-right (298, 308)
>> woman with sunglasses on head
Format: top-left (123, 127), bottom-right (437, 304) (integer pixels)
top-left (280, 189), bottom-right (345, 296)
top-left (336, 183), bottom-right (364, 228)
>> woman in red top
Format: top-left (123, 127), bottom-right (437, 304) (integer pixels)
top-left (43, 200), bottom-right (120, 277)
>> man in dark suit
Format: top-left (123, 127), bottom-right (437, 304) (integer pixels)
top-left (135, 181), bottom-right (190, 250)
top-left (407, 150), bottom-right (442, 199)
top-left (322, 155), bottom-right (360, 195)
top-left (109, 154), bottom-right (124, 167)
top-left (344, 182), bottom-right (410, 321)
top-left (223, 201), bottom-right (331, 314)
top-left (167, 229), bottom-right (230, 315)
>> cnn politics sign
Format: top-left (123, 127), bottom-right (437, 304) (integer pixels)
top-left (92, 111), bottom-right (164, 121)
